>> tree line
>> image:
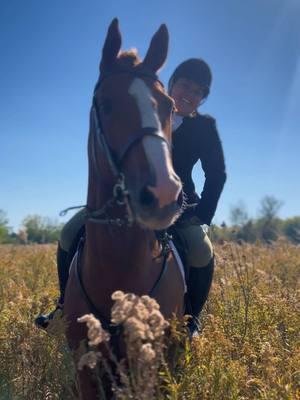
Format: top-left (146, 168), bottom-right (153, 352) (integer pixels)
top-left (0, 196), bottom-right (299, 245)
top-left (0, 210), bottom-right (63, 244)
top-left (211, 196), bottom-right (300, 244)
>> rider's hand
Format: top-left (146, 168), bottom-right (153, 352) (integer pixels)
top-left (177, 204), bottom-right (202, 226)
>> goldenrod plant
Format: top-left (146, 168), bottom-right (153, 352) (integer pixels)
top-left (0, 242), bottom-right (299, 399)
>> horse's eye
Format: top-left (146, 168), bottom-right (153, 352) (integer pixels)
top-left (101, 99), bottom-right (112, 115)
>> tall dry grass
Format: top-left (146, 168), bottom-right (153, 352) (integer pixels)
top-left (0, 241), bottom-right (299, 399)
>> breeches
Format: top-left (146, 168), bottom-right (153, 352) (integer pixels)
top-left (60, 209), bottom-right (86, 252)
top-left (174, 222), bottom-right (213, 268)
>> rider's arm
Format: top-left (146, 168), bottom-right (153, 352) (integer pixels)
top-left (195, 117), bottom-right (226, 225)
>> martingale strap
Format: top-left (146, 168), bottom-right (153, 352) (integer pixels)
top-left (74, 236), bottom-right (170, 333)
top-left (74, 238), bottom-right (119, 334)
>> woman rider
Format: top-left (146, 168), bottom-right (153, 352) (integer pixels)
top-left (35, 58), bottom-right (226, 336)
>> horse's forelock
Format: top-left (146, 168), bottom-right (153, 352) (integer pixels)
top-left (98, 49), bottom-right (159, 88)
top-left (117, 50), bottom-right (142, 69)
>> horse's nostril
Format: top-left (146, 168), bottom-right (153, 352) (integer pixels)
top-left (139, 187), bottom-right (157, 208)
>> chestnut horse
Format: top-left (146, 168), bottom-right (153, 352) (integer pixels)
top-left (64, 19), bottom-right (185, 399)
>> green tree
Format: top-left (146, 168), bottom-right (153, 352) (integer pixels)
top-left (0, 210), bottom-right (10, 243)
top-left (210, 223), bottom-right (231, 243)
top-left (22, 215), bottom-right (62, 243)
top-left (257, 196), bottom-right (283, 242)
top-left (235, 220), bottom-right (258, 243)
top-left (259, 195), bottom-right (283, 221)
top-left (230, 201), bottom-right (249, 226)
top-left (282, 216), bottom-right (300, 244)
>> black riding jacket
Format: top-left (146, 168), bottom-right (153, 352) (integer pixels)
top-left (172, 113), bottom-right (226, 225)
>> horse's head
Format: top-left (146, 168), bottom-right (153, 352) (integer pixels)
top-left (88, 19), bottom-right (182, 230)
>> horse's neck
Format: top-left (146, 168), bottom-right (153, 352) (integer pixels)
top-left (83, 223), bottom-right (156, 303)
top-left (85, 223), bottom-right (153, 268)
top-left (86, 171), bottom-right (110, 211)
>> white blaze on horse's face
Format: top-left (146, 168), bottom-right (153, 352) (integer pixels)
top-left (129, 78), bottom-right (161, 130)
top-left (129, 78), bottom-right (181, 209)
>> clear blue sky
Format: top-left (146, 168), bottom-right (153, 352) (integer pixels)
top-left (1, 0), bottom-right (299, 230)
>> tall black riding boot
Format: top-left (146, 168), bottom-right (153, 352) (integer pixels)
top-left (186, 256), bottom-right (215, 336)
top-left (35, 226), bottom-right (85, 330)
top-left (34, 243), bottom-right (70, 329)
top-left (56, 243), bottom-right (69, 305)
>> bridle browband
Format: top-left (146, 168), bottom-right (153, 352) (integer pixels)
top-left (86, 69), bottom-right (170, 226)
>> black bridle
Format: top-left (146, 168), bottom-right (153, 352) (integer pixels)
top-left (86, 71), bottom-right (170, 226)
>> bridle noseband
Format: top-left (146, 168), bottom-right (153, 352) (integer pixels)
top-left (86, 71), bottom-right (170, 227)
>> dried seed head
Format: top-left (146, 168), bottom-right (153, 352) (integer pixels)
top-left (111, 290), bottom-right (125, 301)
top-left (139, 343), bottom-right (156, 362)
top-left (77, 314), bottom-right (110, 346)
top-left (111, 290), bottom-right (169, 345)
top-left (124, 317), bottom-right (147, 342)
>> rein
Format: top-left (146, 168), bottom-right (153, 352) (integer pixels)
top-left (86, 174), bottom-right (133, 226)
top-left (58, 174), bottom-right (132, 227)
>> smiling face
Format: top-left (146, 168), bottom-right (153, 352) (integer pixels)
top-left (170, 77), bottom-right (204, 116)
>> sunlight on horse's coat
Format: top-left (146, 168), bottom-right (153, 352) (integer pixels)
top-left (129, 78), bottom-right (181, 208)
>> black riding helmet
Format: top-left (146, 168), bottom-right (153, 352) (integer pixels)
top-left (168, 58), bottom-right (212, 99)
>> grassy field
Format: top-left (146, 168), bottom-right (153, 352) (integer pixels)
top-left (0, 242), bottom-right (299, 399)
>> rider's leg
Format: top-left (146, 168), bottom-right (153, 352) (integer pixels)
top-left (34, 242), bottom-right (69, 329)
top-left (57, 243), bottom-right (69, 306)
top-left (58, 221), bottom-right (86, 305)
top-left (174, 221), bottom-right (214, 335)
top-left (57, 208), bottom-right (87, 304)
top-left (186, 256), bottom-right (214, 332)
top-left (35, 209), bottom-right (86, 329)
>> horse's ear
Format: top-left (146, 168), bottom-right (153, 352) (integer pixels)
top-left (100, 18), bottom-right (122, 72)
top-left (143, 24), bottom-right (169, 73)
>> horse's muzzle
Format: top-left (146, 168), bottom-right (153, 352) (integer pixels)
top-left (133, 184), bottom-right (183, 230)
